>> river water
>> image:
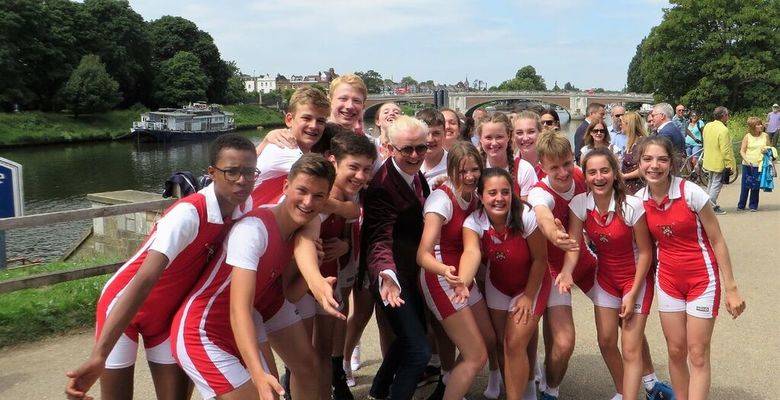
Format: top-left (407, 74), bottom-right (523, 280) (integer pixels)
top-left (0, 121), bottom-right (580, 262)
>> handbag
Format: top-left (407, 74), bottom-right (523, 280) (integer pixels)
top-left (721, 167), bottom-right (732, 184)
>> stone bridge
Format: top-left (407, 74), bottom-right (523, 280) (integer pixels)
top-left (364, 91), bottom-right (655, 120)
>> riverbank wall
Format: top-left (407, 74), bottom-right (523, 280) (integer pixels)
top-left (0, 105), bottom-right (284, 148)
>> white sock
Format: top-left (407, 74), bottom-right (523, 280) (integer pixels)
top-left (523, 380), bottom-right (537, 400)
top-left (483, 369), bottom-right (501, 399)
top-left (441, 370), bottom-right (451, 385)
top-left (537, 365), bottom-right (547, 392)
top-left (642, 373), bottom-right (659, 391)
top-left (429, 353), bottom-right (441, 368)
top-left (610, 394), bottom-right (623, 400)
top-left (544, 385), bottom-right (559, 397)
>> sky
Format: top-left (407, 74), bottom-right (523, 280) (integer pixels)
top-left (129, 0), bottom-right (671, 91)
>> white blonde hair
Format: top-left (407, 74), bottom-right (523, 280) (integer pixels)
top-left (386, 115), bottom-right (428, 145)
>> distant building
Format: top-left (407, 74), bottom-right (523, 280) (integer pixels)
top-left (276, 68), bottom-right (338, 91)
top-left (243, 74), bottom-right (276, 94)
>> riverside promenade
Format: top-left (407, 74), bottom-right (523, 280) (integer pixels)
top-left (0, 183), bottom-right (776, 399)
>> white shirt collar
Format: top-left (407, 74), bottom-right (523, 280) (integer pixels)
top-left (391, 157), bottom-right (416, 188)
top-left (586, 192), bottom-right (616, 214)
top-left (200, 184), bottom-right (226, 224)
top-left (657, 120), bottom-right (673, 131)
top-left (639, 176), bottom-right (683, 201)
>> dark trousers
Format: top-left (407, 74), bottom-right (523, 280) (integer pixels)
top-left (738, 164), bottom-right (761, 210)
top-left (370, 276), bottom-right (431, 400)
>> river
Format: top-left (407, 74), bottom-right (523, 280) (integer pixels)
top-left (0, 121), bottom-right (580, 262)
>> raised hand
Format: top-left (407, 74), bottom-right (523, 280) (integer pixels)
top-left (553, 218), bottom-right (579, 251)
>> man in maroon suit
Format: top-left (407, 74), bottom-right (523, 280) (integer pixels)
top-left (360, 115), bottom-right (431, 400)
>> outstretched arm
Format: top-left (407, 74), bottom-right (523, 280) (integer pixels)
top-left (66, 252), bottom-right (169, 399)
top-left (293, 217), bottom-right (344, 319)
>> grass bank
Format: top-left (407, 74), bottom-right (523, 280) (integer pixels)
top-left (0, 259), bottom-right (117, 347)
top-left (0, 105), bottom-right (284, 147)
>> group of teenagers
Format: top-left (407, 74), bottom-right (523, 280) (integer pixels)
top-left (65, 74), bottom-right (747, 400)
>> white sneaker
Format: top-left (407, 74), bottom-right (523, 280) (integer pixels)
top-left (350, 344), bottom-right (361, 371)
top-left (343, 360), bottom-right (356, 387)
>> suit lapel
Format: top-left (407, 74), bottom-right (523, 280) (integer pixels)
top-left (385, 159), bottom-right (420, 206)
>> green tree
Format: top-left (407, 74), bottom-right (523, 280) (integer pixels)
top-left (355, 70), bottom-right (384, 93)
top-left (552, 81), bottom-right (561, 91)
top-left (0, 0), bottom-right (85, 110)
top-left (148, 16), bottom-right (231, 104)
top-left (221, 61), bottom-right (251, 104)
top-left (401, 76), bottom-right (418, 86)
top-left (79, 0), bottom-right (152, 107)
top-left (630, 0), bottom-right (779, 111)
top-left (563, 82), bottom-right (579, 91)
top-left (154, 51), bottom-right (208, 107)
top-left (60, 54), bottom-right (121, 117)
top-left (626, 38), bottom-right (650, 93)
top-left (496, 65), bottom-right (546, 91)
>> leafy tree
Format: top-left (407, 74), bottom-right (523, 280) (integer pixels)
top-left (496, 65), bottom-right (546, 91)
top-left (148, 16), bottom-right (230, 104)
top-left (552, 81), bottom-right (561, 91)
top-left (355, 70), bottom-right (384, 93)
top-left (221, 61), bottom-right (251, 104)
top-left (626, 38), bottom-right (650, 93)
top-left (154, 51), bottom-right (208, 107)
top-left (60, 54), bottom-right (120, 117)
top-left (630, 0), bottom-right (779, 111)
top-left (262, 89), bottom-right (283, 108)
top-left (563, 82), bottom-right (579, 91)
top-left (401, 76), bottom-right (418, 86)
top-left (79, 0), bottom-right (152, 107)
top-left (0, 0), bottom-right (85, 110)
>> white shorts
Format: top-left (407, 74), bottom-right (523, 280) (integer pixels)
top-left (263, 299), bottom-right (303, 334)
top-left (296, 294), bottom-right (317, 319)
top-left (104, 334), bottom-right (176, 369)
top-left (657, 281), bottom-right (719, 319)
top-left (419, 269), bottom-right (483, 321)
top-left (338, 258), bottom-right (358, 289)
top-left (590, 277), bottom-right (654, 315)
top-left (180, 339), bottom-right (271, 400)
top-left (485, 273), bottom-right (549, 316)
top-left (546, 278), bottom-right (596, 308)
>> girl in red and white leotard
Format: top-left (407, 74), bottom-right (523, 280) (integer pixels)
top-left (460, 167), bottom-right (549, 400)
top-left (555, 148), bottom-right (654, 400)
top-left (417, 142), bottom-right (499, 399)
top-left (636, 136), bottom-right (745, 400)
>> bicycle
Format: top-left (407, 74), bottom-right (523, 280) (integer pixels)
top-left (680, 143), bottom-right (740, 187)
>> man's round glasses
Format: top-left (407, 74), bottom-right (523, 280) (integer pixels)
top-left (392, 144), bottom-right (429, 156)
top-left (212, 166), bottom-right (260, 182)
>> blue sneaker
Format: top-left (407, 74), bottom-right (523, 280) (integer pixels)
top-left (540, 393), bottom-right (559, 400)
top-left (646, 381), bottom-right (675, 400)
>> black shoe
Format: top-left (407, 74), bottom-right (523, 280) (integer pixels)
top-left (425, 376), bottom-right (446, 400)
top-left (417, 365), bottom-right (440, 387)
top-left (332, 356), bottom-right (354, 400)
top-left (281, 367), bottom-right (291, 400)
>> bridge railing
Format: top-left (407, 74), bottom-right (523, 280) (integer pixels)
top-left (0, 198), bottom-right (174, 294)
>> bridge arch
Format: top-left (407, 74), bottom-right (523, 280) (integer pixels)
top-left (463, 98), bottom-right (572, 121)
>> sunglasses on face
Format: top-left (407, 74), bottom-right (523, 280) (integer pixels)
top-left (591, 129), bottom-right (607, 133)
top-left (613, 114), bottom-right (624, 118)
top-left (541, 120), bottom-right (556, 126)
top-left (392, 144), bottom-right (429, 156)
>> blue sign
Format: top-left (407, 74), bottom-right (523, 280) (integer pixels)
top-left (0, 157), bottom-right (24, 218)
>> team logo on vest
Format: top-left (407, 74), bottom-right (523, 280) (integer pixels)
top-left (492, 250), bottom-right (507, 262)
top-left (659, 224), bottom-right (673, 238)
top-left (598, 233), bottom-right (609, 243)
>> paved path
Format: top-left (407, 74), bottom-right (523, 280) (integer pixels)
top-left (0, 183), bottom-right (777, 399)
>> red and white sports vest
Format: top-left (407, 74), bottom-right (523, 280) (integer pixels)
top-left (97, 193), bottom-right (228, 344)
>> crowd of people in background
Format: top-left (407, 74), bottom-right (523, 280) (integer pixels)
top-left (65, 73), bottom-right (775, 400)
